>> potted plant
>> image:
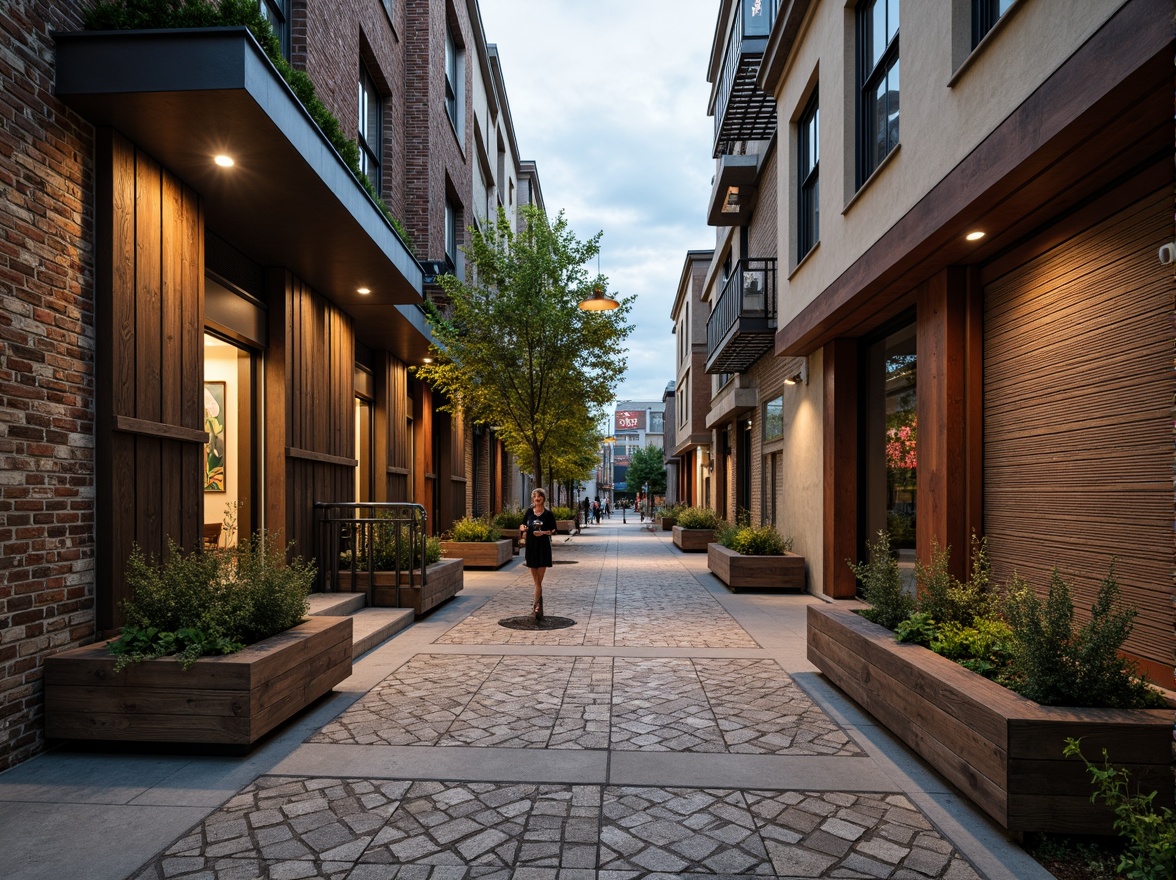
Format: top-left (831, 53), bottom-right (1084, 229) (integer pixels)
top-left (808, 532), bottom-right (1173, 834)
top-left (439, 516), bottom-right (512, 569)
top-left (551, 506), bottom-right (577, 534)
top-left (44, 533), bottom-right (352, 747)
top-left (707, 521), bottom-right (804, 591)
top-left (656, 503), bottom-right (685, 531)
top-left (492, 507), bottom-right (526, 555)
top-left (671, 506), bottom-right (719, 552)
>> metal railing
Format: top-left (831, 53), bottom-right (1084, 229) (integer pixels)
top-left (706, 257), bottom-right (778, 357)
top-left (314, 502), bottom-right (428, 604)
top-left (712, 0), bottom-right (778, 154)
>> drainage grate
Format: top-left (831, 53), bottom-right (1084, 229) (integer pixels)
top-left (498, 615), bottom-right (576, 631)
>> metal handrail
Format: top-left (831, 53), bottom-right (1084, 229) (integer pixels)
top-left (314, 501), bottom-right (428, 606)
top-left (706, 257), bottom-right (778, 357)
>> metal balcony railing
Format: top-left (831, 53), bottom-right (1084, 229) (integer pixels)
top-left (706, 257), bottom-right (777, 374)
top-left (712, 0), bottom-right (779, 157)
top-left (314, 501), bottom-right (428, 602)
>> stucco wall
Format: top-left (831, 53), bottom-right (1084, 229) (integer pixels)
top-left (773, 0), bottom-right (1127, 327)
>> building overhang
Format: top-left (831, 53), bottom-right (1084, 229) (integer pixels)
top-left (707, 154), bottom-right (761, 226)
top-left (775, 0), bottom-right (1171, 356)
top-left (55, 27), bottom-right (429, 355)
top-left (705, 385), bottom-right (757, 429)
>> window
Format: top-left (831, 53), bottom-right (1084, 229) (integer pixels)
top-left (650, 412), bottom-right (664, 433)
top-left (797, 91), bottom-right (819, 259)
top-left (259, 0), bottom-right (290, 60)
top-left (857, 0), bottom-right (900, 187)
top-left (862, 319), bottom-right (916, 562)
top-left (972, 0), bottom-right (1013, 47)
top-left (445, 198), bottom-right (458, 269)
top-left (444, 25), bottom-right (464, 136)
top-left (358, 65), bottom-right (382, 194)
top-left (763, 395), bottom-right (783, 441)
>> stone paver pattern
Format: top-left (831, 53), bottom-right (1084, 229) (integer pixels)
top-left (131, 777), bottom-right (981, 879)
top-left (310, 655), bottom-right (861, 756)
top-left (125, 526), bottom-right (988, 879)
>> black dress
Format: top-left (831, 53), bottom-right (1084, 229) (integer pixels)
top-left (523, 508), bottom-right (556, 569)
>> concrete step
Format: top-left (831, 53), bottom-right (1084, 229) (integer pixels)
top-left (306, 592), bottom-right (414, 659)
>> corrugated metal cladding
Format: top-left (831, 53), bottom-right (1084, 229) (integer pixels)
top-left (983, 187), bottom-right (1173, 673)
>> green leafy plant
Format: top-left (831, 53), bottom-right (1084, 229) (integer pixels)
top-left (915, 537), bottom-right (995, 629)
top-left (716, 523), bottom-right (793, 556)
top-left (109, 533), bottom-right (313, 670)
top-left (654, 503), bottom-right (686, 519)
top-left (449, 517), bottom-right (501, 542)
top-left (848, 530), bottom-right (914, 630)
top-left (675, 506), bottom-right (720, 530)
top-left (895, 611), bottom-right (938, 647)
top-left (931, 618), bottom-right (1015, 678)
top-left (1004, 565), bottom-right (1164, 709)
top-left (491, 507), bottom-right (526, 530)
top-left (550, 506), bottom-right (576, 521)
top-left (83, 0), bottom-right (415, 253)
top-left (1063, 738), bottom-right (1176, 880)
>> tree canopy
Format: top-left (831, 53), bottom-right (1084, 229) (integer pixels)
top-left (416, 206), bottom-right (634, 488)
top-left (625, 445), bottom-right (667, 496)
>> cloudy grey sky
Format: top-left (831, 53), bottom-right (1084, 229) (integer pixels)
top-left (477, 0), bottom-right (720, 405)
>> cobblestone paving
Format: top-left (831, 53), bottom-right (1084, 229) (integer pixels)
top-left (434, 539), bottom-right (755, 649)
top-left (310, 656), bottom-right (861, 757)
top-left (131, 778), bottom-right (980, 879)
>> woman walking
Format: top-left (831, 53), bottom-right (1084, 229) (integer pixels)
top-left (520, 487), bottom-right (556, 621)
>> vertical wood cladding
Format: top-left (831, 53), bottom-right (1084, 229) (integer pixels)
top-left (376, 353), bottom-right (411, 502)
top-left (266, 271), bottom-right (356, 563)
top-left (983, 186), bottom-right (1174, 677)
top-left (95, 131), bottom-right (205, 630)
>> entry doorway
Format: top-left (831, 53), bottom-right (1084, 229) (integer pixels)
top-left (203, 333), bottom-right (259, 545)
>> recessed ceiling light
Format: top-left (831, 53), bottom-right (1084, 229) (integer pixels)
top-left (965, 231), bottom-right (986, 241)
top-left (422, 357), bottom-right (433, 364)
top-left (214, 154), bottom-right (234, 168)
top-left (357, 287), bottom-right (371, 295)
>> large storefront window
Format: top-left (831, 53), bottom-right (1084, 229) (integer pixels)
top-left (204, 333), bottom-right (258, 545)
top-left (863, 321), bottom-right (916, 566)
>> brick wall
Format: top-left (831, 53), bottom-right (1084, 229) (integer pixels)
top-left (296, 0), bottom-right (408, 225)
top-left (0, 0), bottom-right (96, 771)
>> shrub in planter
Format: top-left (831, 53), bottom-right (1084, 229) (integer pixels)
top-left (342, 515), bottom-right (439, 571)
top-left (550, 506), bottom-right (576, 521)
top-left (491, 508), bottom-right (526, 531)
top-left (448, 516), bottom-right (500, 542)
top-left (847, 529), bottom-right (913, 631)
top-left (110, 533), bottom-right (314, 670)
top-left (715, 522), bottom-right (794, 555)
top-left (674, 506), bottom-right (719, 529)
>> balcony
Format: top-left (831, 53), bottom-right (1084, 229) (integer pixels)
top-left (706, 258), bottom-right (777, 374)
top-left (711, 0), bottom-right (778, 157)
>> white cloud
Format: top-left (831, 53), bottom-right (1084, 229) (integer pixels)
top-left (478, 0), bottom-right (718, 403)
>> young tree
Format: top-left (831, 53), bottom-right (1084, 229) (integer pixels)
top-left (416, 206), bottom-right (633, 488)
top-left (625, 445), bottom-right (667, 496)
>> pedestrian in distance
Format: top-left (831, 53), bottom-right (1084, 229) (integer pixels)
top-left (520, 487), bottom-right (556, 621)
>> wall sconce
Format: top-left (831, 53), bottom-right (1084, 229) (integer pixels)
top-left (783, 360), bottom-right (808, 386)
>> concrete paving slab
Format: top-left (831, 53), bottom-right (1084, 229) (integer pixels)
top-left (607, 753), bottom-right (898, 791)
top-left (272, 743), bottom-right (610, 784)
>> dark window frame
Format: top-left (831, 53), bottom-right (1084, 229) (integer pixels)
top-left (358, 64), bottom-right (382, 195)
top-left (972, 0), bottom-right (1013, 48)
top-left (856, 0), bottom-right (900, 188)
top-left (445, 26), bottom-right (460, 133)
top-left (797, 90), bottom-right (819, 259)
top-left (259, 0), bottom-right (291, 60)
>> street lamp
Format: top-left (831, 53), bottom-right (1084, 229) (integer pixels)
top-left (578, 284), bottom-right (619, 311)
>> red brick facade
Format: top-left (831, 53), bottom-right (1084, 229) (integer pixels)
top-left (0, 0), bottom-right (96, 771)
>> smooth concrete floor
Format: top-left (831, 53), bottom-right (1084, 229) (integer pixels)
top-left (0, 519), bottom-right (1053, 880)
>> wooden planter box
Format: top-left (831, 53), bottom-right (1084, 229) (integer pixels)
top-left (43, 616), bottom-right (352, 747)
top-left (672, 525), bottom-right (714, 552)
top-left (707, 544), bottom-right (805, 591)
top-left (499, 530), bottom-right (522, 555)
top-left (439, 539), bottom-right (512, 569)
top-left (807, 605), bottom-right (1174, 834)
top-left (555, 519), bottom-right (574, 534)
top-left (658, 516), bottom-right (676, 531)
top-left (337, 558), bottom-right (464, 616)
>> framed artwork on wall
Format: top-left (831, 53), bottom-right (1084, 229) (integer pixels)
top-left (204, 380), bottom-right (227, 492)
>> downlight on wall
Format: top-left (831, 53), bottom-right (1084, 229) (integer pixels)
top-left (214, 154), bottom-right (234, 167)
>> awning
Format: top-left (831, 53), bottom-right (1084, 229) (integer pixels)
top-left (55, 27), bottom-right (432, 358)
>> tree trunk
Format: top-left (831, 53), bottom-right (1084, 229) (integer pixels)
top-left (532, 449), bottom-right (543, 490)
